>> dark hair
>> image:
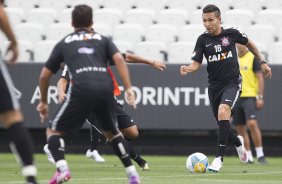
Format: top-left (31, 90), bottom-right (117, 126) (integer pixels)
top-left (72, 5), bottom-right (93, 28)
top-left (203, 4), bottom-right (221, 17)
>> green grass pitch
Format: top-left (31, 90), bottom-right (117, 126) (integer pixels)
top-left (0, 154), bottom-right (281, 184)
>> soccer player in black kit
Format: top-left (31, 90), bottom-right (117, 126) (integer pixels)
top-left (0, 1), bottom-right (38, 183)
top-left (37, 5), bottom-right (140, 184)
top-left (180, 4), bottom-right (272, 172)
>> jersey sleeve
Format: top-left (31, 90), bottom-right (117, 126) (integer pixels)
top-left (61, 65), bottom-right (70, 80)
top-left (45, 42), bottom-right (64, 73)
top-left (191, 35), bottom-right (204, 63)
top-left (233, 28), bottom-right (248, 45)
top-left (253, 57), bottom-right (261, 73)
top-left (106, 37), bottom-right (119, 66)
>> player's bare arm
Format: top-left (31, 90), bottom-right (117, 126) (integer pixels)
top-left (0, 4), bottom-right (18, 63)
top-left (256, 72), bottom-right (265, 109)
top-left (112, 52), bottom-right (136, 108)
top-left (180, 61), bottom-right (201, 75)
top-left (246, 39), bottom-right (272, 78)
top-left (57, 78), bottom-right (68, 103)
top-left (37, 67), bottom-right (53, 123)
top-left (125, 52), bottom-right (166, 71)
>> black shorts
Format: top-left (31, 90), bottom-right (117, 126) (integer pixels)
top-left (232, 97), bottom-right (257, 125)
top-left (87, 100), bottom-right (135, 130)
top-left (208, 82), bottom-right (242, 122)
top-left (0, 58), bottom-right (20, 113)
top-left (49, 93), bottom-right (119, 135)
top-left (115, 101), bottom-right (135, 129)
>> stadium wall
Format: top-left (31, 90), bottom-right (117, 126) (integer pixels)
top-left (6, 63), bottom-right (282, 131)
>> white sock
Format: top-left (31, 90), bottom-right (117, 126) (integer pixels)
top-left (247, 150), bottom-right (254, 162)
top-left (126, 165), bottom-right (138, 177)
top-left (255, 147), bottom-right (264, 159)
top-left (56, 160), bottom-right (68, 172)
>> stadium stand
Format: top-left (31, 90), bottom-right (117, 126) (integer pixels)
top-left (33, 40), bottom-right (57, 62)
top-left (4, 40), bottom-right (33, 62)
top-left (2, 0), bottom-right (282, 63)
top-left (168, 42), bottom-right (194, 64)
top-left (135, 41), bottom-right (167, 61)
top-left (113, 40), bottom-right (134, 53)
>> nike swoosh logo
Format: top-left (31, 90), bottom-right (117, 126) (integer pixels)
top-left (206, 43), bottom-right (212, 47)
top-left (225, 99), bottom-right (232, 102)
top-left (219, 144), bottom-right (226, 147)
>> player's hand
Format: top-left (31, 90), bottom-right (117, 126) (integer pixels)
top-left (58, 92), bottom-right (67, 103)
top-left (261, 63), bottom-right (272, 78)
top-left (151, 60), bottom-right (166, 71)
top-left (36, 102), bottom-right (49, 123)
top-left (256, 99), bottom-right (264, 109)
top-left (6, 41), bottom-right (18, 63)
top-left (125, 87), bottom-right (136, 109)
top-left (180, 65), bottom-right (189, 75)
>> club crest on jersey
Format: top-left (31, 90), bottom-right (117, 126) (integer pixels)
top-left (221, 37), bottom-right (229, 46)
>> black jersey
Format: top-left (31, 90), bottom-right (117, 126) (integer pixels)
top-left (192, 27), bottom-right (248, 86)
top-left (45, 29), bottom-right (119, 98)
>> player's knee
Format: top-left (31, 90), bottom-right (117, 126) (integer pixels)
top-left (218, 105), bottom-right (230, 119)
top-left (121, 126), bottom-right (139, 140)
top-left (247, 120), bottom-right (258, 130)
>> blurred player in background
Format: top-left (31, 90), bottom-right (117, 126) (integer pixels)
top-left (0, 1), bottom-right (38, 183)
top-left (180, 4), bottom-right (272, 172)
top-left (37, 5), bottom-right (141, 184)
top-left (232, 44), bottom-right (268, 164)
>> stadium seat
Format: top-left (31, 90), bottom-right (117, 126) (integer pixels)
top-left (271, 42), bottom-right (282, 64)
top-left (165, 0), bottom-right (198, 13)
top-left (113, 41), bottom-right (134, 53)
top-left (58, 9), bottom-right (73, 23)
top-left (34, 40), bottom-right (57, 62)
top-left (189, 10), bottom-right (203, 25)
top-left (224, 9), bottom-right (254, 28)
top-left (124, 9), bottom-right (156, 28)
top-left (5, 7), bottom-right (25, 27)
top-left (113, 24), bottom-right (144, 47)
top-left (26, 8), bottom-right (57, 29)
top-left (94, 8), bottom-right (122, 29)
top-left (279, 28), bottom-right (282, 42)
top-left (232, 0), bottom-right (264, 15)
top-left (45, 23), bottom-right (73, 40)
top-left (145, 24), bottom-right (177, 47)
top-left (246, 25), bottom-right (275, 46)
top-left (198, 0), bottom-right (231, 12)
top-left (263, 0), bottom-right (282, 10)
top-left (133, 0), bottom-right (167, 13)
top-left (256, 10), bottom-right (282, 30)
top-left (93, 23), bottom-right (113, 37)
top-left (134, 41), bottom-right (167, 61)
top-left (4, 40), bottom-right (33, 62)
top-left (37, 0), bottom-right (68, 11)
top-left (5, 0), bottom-right (36, 14)
top-left (168, 42), bottom-right (195, 64)
top-left (15, 23), bottom-right (44, 45)
top-left (68, 0), bottom-right (101, 9)
top-left (158, 9), bottom-right (188, 27)
top-left (178, 25), bottom-right (205, 43)
top-left (103, 0), bottom-right (134, 12)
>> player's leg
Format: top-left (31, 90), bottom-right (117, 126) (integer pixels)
top-left (47, 97), bottom-right (88, 184)
top-left (236, 124), bottom-right (254, 163)
top-left (97, 99), bottom-right (140, 184)
top-left (242, 98), bottom-right (267, 164)
top-left (0, 64), bottom-right (37, 184)
top-left (219, 85), bottom-right (247, 164)
top-left (85, 118), bottom-right (105, 162)
top-left (116, 102), bottom-right (149, 171)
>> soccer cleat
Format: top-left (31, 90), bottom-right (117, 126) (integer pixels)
top-left (128, 175), bottom-right (140, 184)
top-left (258, 156), bottom-right (268, 165)
top-left (138, 159), bottom-right (150, 171)
top-left (208, 157), bottom-right (223, 172)
top-left (49, 169), bottom-right (71, 184)
top-left (86, 149), bottom-right (105, 163)
top-left (43, 144), bottom-right (55, 164)
top-left (236, 136), bottom-right (248, 163)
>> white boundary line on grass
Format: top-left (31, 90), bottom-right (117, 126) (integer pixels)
top-left (1, 171), bottom-right (282, 184)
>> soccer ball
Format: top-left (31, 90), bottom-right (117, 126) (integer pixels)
top-left (186, 152), bottom-right (209, 173)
